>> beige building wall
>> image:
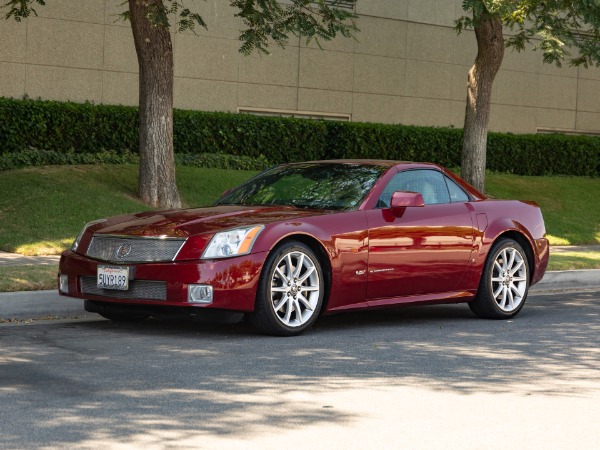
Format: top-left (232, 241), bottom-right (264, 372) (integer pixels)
top-left (1, 0), bottom-right (599, 135)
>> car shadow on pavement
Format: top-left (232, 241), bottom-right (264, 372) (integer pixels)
top-left (0, 290), bottom-right (598, 447)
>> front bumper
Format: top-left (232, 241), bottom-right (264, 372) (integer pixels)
top-left (58, 250), bottom-right (266, 312)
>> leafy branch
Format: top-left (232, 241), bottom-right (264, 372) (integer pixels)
top-left (456, 0), bottom-right (600, 67)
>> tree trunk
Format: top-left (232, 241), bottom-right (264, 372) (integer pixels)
top-left (461, 13), bottom-right (504, 193)
top-left (129, 0), bottom-right (181, 209)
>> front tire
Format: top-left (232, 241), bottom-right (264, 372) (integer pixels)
top-left (250, 241), bottom-right (325, 336)
top-left (469, 238), bottom-right (530, 319)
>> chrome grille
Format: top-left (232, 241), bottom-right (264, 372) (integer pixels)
top-left (80, 277), bottom-right (167, 301)
top-left (86, 235), bottom-right (186, 263)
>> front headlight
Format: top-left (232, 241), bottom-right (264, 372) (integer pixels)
top-left (202, 226), bottom-right (264, 259)
top-left (71, 219), bottom-right (107, 252)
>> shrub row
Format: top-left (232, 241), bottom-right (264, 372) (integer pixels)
top-left (1, 97), bottom-right (598, 176)
top-left (0, 149), bottom-right (271, 172)
top-left (0, 149), bottom-right (139, 171)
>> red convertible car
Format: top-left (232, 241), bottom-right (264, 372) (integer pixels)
top-left (59, 160), bottom-right (549, 336)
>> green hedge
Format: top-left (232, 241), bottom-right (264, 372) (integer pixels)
top-left (0, 149), bottom-right (271, 172)
top-left (0, 97), bottom-right (598, 176)
top-left (173, 110), bottom-right (328, 163)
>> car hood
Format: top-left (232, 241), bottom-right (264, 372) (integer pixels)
top-left (96, 205), bottom-right (334, 238)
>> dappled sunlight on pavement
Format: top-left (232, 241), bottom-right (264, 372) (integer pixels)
top-left (0, 290), bottom-right (599, 448)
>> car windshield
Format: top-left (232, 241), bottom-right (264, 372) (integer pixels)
top-left (216, 163), bottom-right (388, 210)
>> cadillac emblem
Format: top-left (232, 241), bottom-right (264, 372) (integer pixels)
top-left (116, 243), bottom-right (132, 259)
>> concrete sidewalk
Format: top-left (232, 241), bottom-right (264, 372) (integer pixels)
top-left (1, 269), bottom-right (599, 321)
top-left (0, 251), bottom-right (60, 266)
top-left (0, 290), bottom-right (86, 321)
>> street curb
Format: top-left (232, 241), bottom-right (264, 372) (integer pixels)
top-left (530, 269), bottom-right (600, 293)
top-left (1, 270), bottom-right (598, 320)
top-left (0, 290), bottom-right (86, 320)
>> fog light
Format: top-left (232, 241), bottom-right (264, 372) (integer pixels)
top-left (188, 284), bottom-right (213, 304)
top-left (59, 274), bottom-right (69, 294)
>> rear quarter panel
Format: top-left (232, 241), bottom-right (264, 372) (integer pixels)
top-left (466, 199), bottom-right (549, 289)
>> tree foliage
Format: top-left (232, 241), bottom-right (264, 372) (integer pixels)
top-left (118, 0), bottom-right (207, 32)
top-left (2, 0), bottom-right (44, 21)
top-left (455, 0), bottom-right (600, 191)
top-left (232, 0), bottom-right (358, 54)
top-left (2, 0), bottom-right (358, 208)
top-left (3, 0), bottom-right (358, 53)
top-left (457, 0), bottom-right (600, 67)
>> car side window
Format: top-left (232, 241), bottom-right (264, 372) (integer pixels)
top-left (444, 176), bottom-right (470, 203)
top-left (377, 170), bottom-right (451, 207)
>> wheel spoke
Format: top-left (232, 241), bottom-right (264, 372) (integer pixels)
top-left (491, 277), bottom-right (504, 283)
top-left (275, 267), bottom-right (288, 284)
top-left (299, 266), bottom-right (315, 283)
top-left (302, 285), bottom-right (319, 292)
top-left (283, 299), bottom-right (293, 323)
top-left (501, 250), bottom-right (508, 270)
top-left (506, 288), bottom-right (515, 310)
top-left (286, 254), bottom-right (294, 278)
top-left (297, 293), bottom-right (314, 311)
top-left (499, 286), bottom-right (508, 308)
top-left (493, 261), bottom-right (503, 274)
top-left (274, 297), bottom-right (287, 312)
top-left (510, 259), bottom-right (524, 275)
top-left (294, 300), bottom-right (303, 324)
top-left (271, 286), bottom-right (287, 293)
top-left (294, 253), bottom-right (305, 279)
top-left (493, 284), bottom-right (503, 299)
top-left (510, 284), bottom-right (522, 298)
top-left (512, 276), bottom-right (527, 282)
top-left (507, 249), bottom-right (516, 272)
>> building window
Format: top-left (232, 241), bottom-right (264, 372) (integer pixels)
top-left (537, 128), bottom-right (600, 137)
top-left (324, 0), bottom-right (355, 10)
top-left (238, 107), bottom-right (351, 122)
top-left (280, 1), bottom-right (355, 11)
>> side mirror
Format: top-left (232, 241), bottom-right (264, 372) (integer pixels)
top-left (391, 191), bottom-right (424, 216)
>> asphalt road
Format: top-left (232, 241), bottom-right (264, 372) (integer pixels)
top-left (1, 290), bottom-right (599, 450)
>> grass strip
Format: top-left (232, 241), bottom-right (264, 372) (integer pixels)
top-left (1, 166), bottom-right (598, 256)
top-left (0, 165), bottom-right (256, 255)
top-left (0, 265), bottom-right (58, 292)
top-left (486, 173), bottom-right (600, 246)
top-left (547, 251), bottom-right (600, 271)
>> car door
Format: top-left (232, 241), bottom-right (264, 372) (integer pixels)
top-left (365, 169), bottom-right (475, 300)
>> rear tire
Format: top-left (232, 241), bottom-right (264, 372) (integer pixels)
top-left (469, 238), bottom-right (530, 319)
top-left (249, 241), bottom-right (325, 336)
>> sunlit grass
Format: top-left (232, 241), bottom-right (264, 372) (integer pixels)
top-left (0, 265), bottom-right (58, 292)
top-left (485, 173), bottom-right (600, 245)
top-left (15, 239), bottom-right (74, 256)
top-left (548, 251), bottom-right (600, 271)
top-left (0, 165), bottom-right (257, 256)
top-left (545, 235), bottom-right (571, 246)
top-left (1, 165), bottom-right (599, 256)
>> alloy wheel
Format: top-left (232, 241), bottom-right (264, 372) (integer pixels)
top-left (269, 250), bottom-right (321, 328)
top-left (490, 246), bottom-right (528, 312)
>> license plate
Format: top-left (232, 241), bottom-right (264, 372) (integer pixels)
top-left (97, 265), bottom-right (129, 291)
